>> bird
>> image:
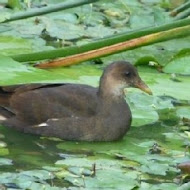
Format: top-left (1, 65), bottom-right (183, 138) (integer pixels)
top-left (0, 61), bottom-right (152, 141)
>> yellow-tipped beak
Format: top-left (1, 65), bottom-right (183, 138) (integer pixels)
top-left (135, 81), bottom-right (152, 95)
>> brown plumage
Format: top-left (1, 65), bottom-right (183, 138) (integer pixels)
top-left (0, 61), bottom-right (152, 141)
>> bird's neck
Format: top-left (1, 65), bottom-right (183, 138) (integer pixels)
top-left (98, 75), bottom-right (125, 100)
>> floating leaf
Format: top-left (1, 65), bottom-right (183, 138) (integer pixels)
top-left (0, 158), bottom-right (12, 166)
top-left (164, 55), bottom-right (190, 75)
top-left (139, 182), bottom-right (178, 190)
top-left (179, 182), bottom-right (190, 190)
top-left (177, 107), bottom-right (190, 119)
top-left (140, 162), bottom-right (169, 176)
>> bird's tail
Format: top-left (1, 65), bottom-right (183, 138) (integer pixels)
top-left (0, 107), bottom-right (14, 122)
top-left (0, 88), bottom-right (14, 122)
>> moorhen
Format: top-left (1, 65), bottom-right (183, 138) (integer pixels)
top-left (0, 61), bottom-right (151, 141)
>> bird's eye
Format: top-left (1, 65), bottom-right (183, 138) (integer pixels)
top-left (124, 71), bottom-right (131, 77)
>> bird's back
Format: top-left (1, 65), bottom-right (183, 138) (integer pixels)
top-left (0, 83), bottom-right (98, 124)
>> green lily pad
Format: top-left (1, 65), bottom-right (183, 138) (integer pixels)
top-left (0, 158), bottom-right (12, 165)
top-left (20, 170), bottom-right (54, 180)
top-left (0, 11), bottom-right (11, 22)
top-left (0, 35), bottom-right (33, 55)
top-left (0, 147), bottom-right (9, 156)
top-left (177, 107), bottom-right (190, 119)
top-left (56, 157), bottom-right (139, 189)
top-left (139, 182), bottom-right (178, 190)
top-left (0, 170), bottom-right (57, 190)
top-left (179, 182), bottom-right (190, 190)
top-left (130, 107), bottom-right (158, 126)
top-left (163, 55), bottom-right (190, 75)
top-left (65, 170), bottom-right (139, 189)
top-left (140, 162), bottom-right (169, 176)
top-left (126, 92), bottom-right (175, 126)
top-left (138, 71), bottom-right (190, 100)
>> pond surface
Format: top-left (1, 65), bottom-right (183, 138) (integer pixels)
top-left (0, 0), bottom-right (190, 188)
top-left (0, 68), bottom-right (190, 189)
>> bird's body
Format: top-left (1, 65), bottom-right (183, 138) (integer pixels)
top-left (0, 61), bottom-right (151, 141)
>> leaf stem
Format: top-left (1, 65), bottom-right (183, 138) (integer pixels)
top-left (35, 25), bottom-right (190, 68)
top-left (170, 1), bottom-right (190, 16)
top-left (11, 18), bottom-right (190, 63)
top-left (1, 0), bottom-right (99, 23)
top-left (174, 7), bottom-right (190, 20)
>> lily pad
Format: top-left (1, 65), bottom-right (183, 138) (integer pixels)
top-left (0, 35), bottom-right (33, 55)
top-left (139, 182), bottom-right (178, 190)
top-left (177, 107), bottom-right (190, 119)
top-left (0, 147), bottom-right (9, 156)
top-left (0, 158), bottom-right (12, 166)
top-left (56, 157), bottom-right (139, 189)
top-left (163, 55), bottom-right (190, 75)
top-left (179, 182), bottom-right (190, 190)
top-left (140, 162), bottom-right (170, 176)
top-left (0, 170), bottom-right (58, 190)
top-left (20, 170), bottom-right (54, 180)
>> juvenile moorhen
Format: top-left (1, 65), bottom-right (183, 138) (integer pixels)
top-left (0, 61), bottom-right (151, 141)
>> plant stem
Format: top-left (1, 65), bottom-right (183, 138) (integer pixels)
top-left (170, 1), bottom-right (190, 16)
top-left (35, 25), bottom-right (190, 68)
top-left (11, 18), bottom-right (190, 63)
top-left (2, 0), bottom-right (99, 23)
top-left (174, 7), bottom-right (190, 20)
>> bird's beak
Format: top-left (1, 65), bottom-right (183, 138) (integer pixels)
top-left (134, 79), bottom-right (152, 95)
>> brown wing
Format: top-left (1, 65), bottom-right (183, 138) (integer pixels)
top-left (0, 83), bottom-right (98, 125)
top-left (1, 83), bottom-right (64, 93)
top-left (0, 83), bottom-right (63, 107)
